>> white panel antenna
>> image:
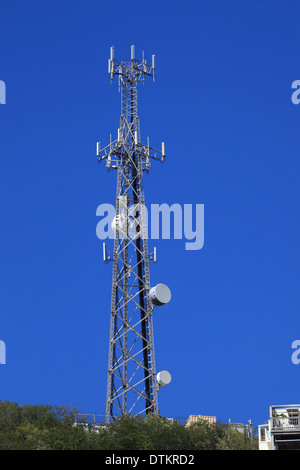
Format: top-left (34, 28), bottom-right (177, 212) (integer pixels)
top-left (97, 142), bottom-right (101, 157)
top-left (103, 242), bottom-right (111, 263)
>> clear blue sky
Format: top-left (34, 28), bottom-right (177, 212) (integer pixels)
top-left (0, 0), bottom-right (300, 428)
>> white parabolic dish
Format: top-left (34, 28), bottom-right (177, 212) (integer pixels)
top-left (149, 283), bottom-right (171, 306)
top-left (157, 370), bottom-right (172, 387)
top-left (111, 213), bottom-right (134, 236)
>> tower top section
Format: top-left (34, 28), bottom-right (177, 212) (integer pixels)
top-left (97, 45), bottom-right (164, 171)
top-left (108, 45), bottom-right (155, 86)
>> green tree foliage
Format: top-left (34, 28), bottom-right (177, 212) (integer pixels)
top-left (0, 401), bottom-right (258, 450)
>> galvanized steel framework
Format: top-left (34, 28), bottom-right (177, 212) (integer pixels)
top-left (97, 46), bottom-right (165, 421)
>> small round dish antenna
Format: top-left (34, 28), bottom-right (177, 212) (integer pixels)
top-left (149, 283), bottom-right (171, 306)
top-left (111, 212), bottom-right (134, 237)
top-left (157, 370), bottom-right (172, 387)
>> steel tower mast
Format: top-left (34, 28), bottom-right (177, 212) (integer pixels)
top-left (97, 46), bottom-right (171, 421)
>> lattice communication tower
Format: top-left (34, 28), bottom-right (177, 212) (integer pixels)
top-left (97, 45), bottom-right (171, 421)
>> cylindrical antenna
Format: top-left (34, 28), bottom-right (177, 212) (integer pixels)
top-left (162, 142), bottom-right (165, 160)
top-left (109, 47), bottom-right (114, 82)
top-left (103, 242), bottom-right (107, 262)
top-left (152, 55), bottom-right (155, 69)
top-left (152, 54), bottom-right (155, 81)
top-left (146, 137), bottom-right (150, 170)
top-left (97, 142), bottom-right (101, 157)
top-left (131, 45), bottom-right (135, 61)
top-left (143, 51), bottom-right (146, 71)
top-left (110, 46), bottom-right (114, 61)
